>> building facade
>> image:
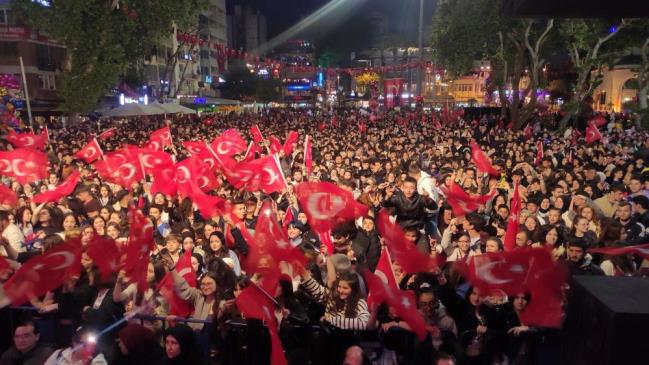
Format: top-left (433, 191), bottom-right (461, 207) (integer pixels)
top-left (273, 40), bottom-right (318, 106)
top-left (592, 56), bottom-right (640, 112)
top-left (227, 2), bottom-right (267, 56)
top-left (0, 1), bottom-right (65, 114)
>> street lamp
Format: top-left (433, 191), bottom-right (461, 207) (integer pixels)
top-left (417, 0), bottom-right (424, 98)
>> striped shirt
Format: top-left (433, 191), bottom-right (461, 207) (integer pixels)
top-left (302, 277), bottom-right (369, 331)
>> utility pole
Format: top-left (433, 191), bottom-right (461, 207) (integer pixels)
top-left (417, 0), bottom-right (424, 97)
top-left (19, 56), bottom-right (33, 129)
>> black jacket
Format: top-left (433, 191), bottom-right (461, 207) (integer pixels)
top-left (357, 229), bottom-right (382, 272)
top-left (383, 191), bottom-right (438, 230)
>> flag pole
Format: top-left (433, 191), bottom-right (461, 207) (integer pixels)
top-left (18, 57), bottom-right (33, 129)
top-left (273, 154), bottom-right (289, 190)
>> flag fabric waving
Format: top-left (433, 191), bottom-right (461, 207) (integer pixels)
top-left (585, 123), bottom-right (602, 144)
top-left (0, 148), bottom-right (50, 185)
top-left (0, 184), bottom-right (17, 207)
top-left (4, 129), bottom-right (48, 150)
top-left (304, 135), bottom-right (313, 176)
top-left (294, 182), bottom-right (369, 233)
top-left (503, 184), bottom-right (521, 251)
top-left (282, 131), bottom-right (299, 156)
top-left (588, 243), bottom-right (649, 259)
top-left (534, 141), bottom-right (544, 166)
top-left (211, 129), bottom-right (247, 157)
top-left (33, 171), bottom-right (81, 204)
top-left (122, 208), bottom-right (155, 293)
top-left (75, 138), bottom-right (103, 163)
top-left (443, 182), bottom-right (495, 217)
top-left (158, 251), bottom-right (195, 317)
top-left (470, 141), bottom-right (500, 177)
top-left (250, 125), bottom-right (264, 144)
top-left (97, 127), bottom-right (117, 140)
top-left (85, 235), bottom-right (121, 282)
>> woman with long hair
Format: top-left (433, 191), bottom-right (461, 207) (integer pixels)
top-left (203, 231), bottom-right (241, 275)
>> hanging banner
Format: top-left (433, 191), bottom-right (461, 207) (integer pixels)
top-left (384, 78), bottom-right (404, 108)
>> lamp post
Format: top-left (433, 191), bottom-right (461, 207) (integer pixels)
top-left (417, 0), bottom-right (424, 97)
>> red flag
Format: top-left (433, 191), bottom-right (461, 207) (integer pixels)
top-left (75, 138), bottom-right (103, 163)
top-left (373, 247), bottom-right (398, 290)
top-left (282, 131), bottom-right (299, 156)
top-left (376, 210), bottom-right (441, 274)
top-left (364, 271), bottom-right (428, 340)
top-left (588, 115), bottom-right (607, 127)
top-left (3, 240), bottom-right (82, 305)
top-left (470, 141), bottom-right (500, 177)
top-left (0, 148), bottom-right (50, 185)
top-left (247, 201), bottom-right (306, 273)
top-left (534, 141), bottom-right (544, 166)
top-left (211, 129), bottom-right (247, 156)
top-left (242, 142), bottom-right (256, 162)
top-left (317, 231), bottom-right (333, 255)
top-left (250, 125), bottom-right (264, 144)
top-left (503, 184), bottom-right (521, 251)
top-left (0, 184), bottom-right (17, 207)
top-left (223, 155), bottom-right (287, 194)
top-left (122, 208), bottom-right (155, 293)
top-left (443, 182), bottom-right (495, 217)
top-left (93, 152), bottom-right (144, 189)
top-left (176, 157), bottom-right (207, 198)
top-left (97, 127), bottom-right (117, 141)
top-left (358, 121), bottom-right (367, 134)
top-left (151, 162), bottom-right (178, 196)
top-left (150, 125), bottom-right (173, 147)
top-left (282, 207), bottom-right (294, 230)
top-left (85, 235), bottom-right (121, 282)
top-left (585, 123), bottom-right (602, 144)
top-left (523, 124), bottom-right (533, 139)
top-left (182, 141), bottom-right (207, 156)
top-left (137, 149), bottom-right (174, 175)
top-left (588, 243), bottom-right (649, 259)
top-left (32, 171), bottom-right (81, 204)
top-left (158, 251), bottom-right (195, 317)
top-left (236, 283), bottom-right (287, 365)
top-left (318, 122), bottom-right (326, 131)
top-left (304, 135), bottom-right (313, 176)
top-left (455, 247), bottom-right (566, 328)
top-left (4, 129), bottom-right (48, 150)
top-left (187, 181), bottom-right (227, 219)
top-left (294, 182), bottom-right (369, 233)
top-left (268, 135), bottom-right (282, 155)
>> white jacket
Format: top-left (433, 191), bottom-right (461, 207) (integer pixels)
top-left (44, 348), bottom-right (108, 365)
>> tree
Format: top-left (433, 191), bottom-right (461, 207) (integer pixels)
top-left (557, 19), bottom-right (633, 130)
top-left (13, 0), bottom-right (207, 115)
top-left (430, 0), bottom-right (555, 130)
top-left (624, 20), bottom-right (649, 128)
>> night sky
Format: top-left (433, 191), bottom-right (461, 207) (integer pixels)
top-left (228, 0), bottom-right (438, 64)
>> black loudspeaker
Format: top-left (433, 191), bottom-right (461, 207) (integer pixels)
top-left (561, 276), bottom-right (649, 365)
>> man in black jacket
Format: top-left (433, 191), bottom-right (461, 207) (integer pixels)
top-left (383, 176), bottom-right (438, 231)
top-left (565, 240), bottom-right (604, 276)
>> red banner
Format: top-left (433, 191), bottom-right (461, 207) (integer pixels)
top-left (384, 78), bottom-right (403, 108)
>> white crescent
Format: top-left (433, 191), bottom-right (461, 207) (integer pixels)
top-left (216, 141), bottom-right (232, 155)
top-left (305, 192), bottom-right (345, 220)
top-left (374, 270), bottom-right (389, 285)
top-left (141, 154), bottom-right (160, 169)
top-left (202, 157), bottom-right (215, 170)
top-left (0, 158), bottom-right (12, 173)
top-left (177, 166), bottom-right (191, 183)
top-left (45, 251), bottom-right (76, 270)
top-left (198, 176), bottom-right (210, 189)
top-left (474, 258), bottom-right (512, 285)
top-left (22, 136), bottom-right (34, 147)
top-left (262, 167), bottom-right (278, 186)
top-left (120, 163), bottom-right (136, 181)
top-left (149, 141), bottom-right (161, 151)
top-left (85, 146), bottom-right (97, 159)
top-left (11, 159), bottom-right (28, 177)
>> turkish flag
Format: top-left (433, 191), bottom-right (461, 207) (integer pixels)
top-left (0, 148), bottom-right (50, 185)
top-left (282, 207), bottom-right (294, 230)
top-left (282, 131), bottom-right (299, 156)
top-left (443, 182), bottom-right (495, 217)
top-left (85, 235), bottom-right (121, 282)
top-left (224, 155), bottom-right (287, 194)
top-left (317, 231), bottom-right (334, 255)
top-left (158, 251), bottom-right (195, 317)
top-left (182, 141), bottom-right (207, 156)
top-left (250, 125), bottom-right (264, 144)
top-left (503, 183), bottom-right (521, 251)
top-left (294, 182), bottom-right (369, 233)
top-left (304, 135), bottom-right (313, 176)
top-left (588, 243), bottom-right (649, 259)
top-left (374, 247), bottom-right (398, 290)
top-left (187, 181), bottom-right (227, 219)
top-left (3, 239), bottom-right (82, 305)
top-left (246, 201), bottom-right (306, 273)
top-left (93, 152), bottom-right (144, 189)
top-left (523, 124), bottom-right (533, 140)
top-left (4, 129), bottom-right (48, 150)
top-left (470, 141), bottom-right (500, 177)
top-left (364, 271), bottom-right (428, 340)
top-left (97, 127), bottom-right (117, 141)
top-left (318, 122), bottom-right (326, 131)
top-left (150, 125), bottom-right (173, 147)
top-left (211, 129), bottom-right (247, 156)
top-left (137, 149), bottom-right (174, 175)
top-left (242, 142), bottom-right (256, 162)
top-left (151, 162), bottom-right (178, 196)
top-left (376, 210), bottom-right (441, 274)
top-left (75, 138), bottom-right (103, 163)
top-left (588, 115), bottom-right (607, 127)
top-left (534, 141), bottom-right (544, 166)
top-left (236, 283), bottom-right (287, 365)
top-left (122, 208), bottom-right (155, 293)
top-left (585, 123), bottom-right (602, 144)
top-left (268, 135), bottom-right (282, 155)
top-left (455, 247), bottom-right (566, 328)
top-left (358, 121), bottom-right (367, 134)
top-left (176, 157), bottom-right (207, 198)
top-left (33, 171), bottom-right (81, 204)
top-left (0, 184), bottom-right (17, 207)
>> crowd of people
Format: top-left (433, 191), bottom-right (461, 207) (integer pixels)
top-left (0, 107), bottom-right (647, 365)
